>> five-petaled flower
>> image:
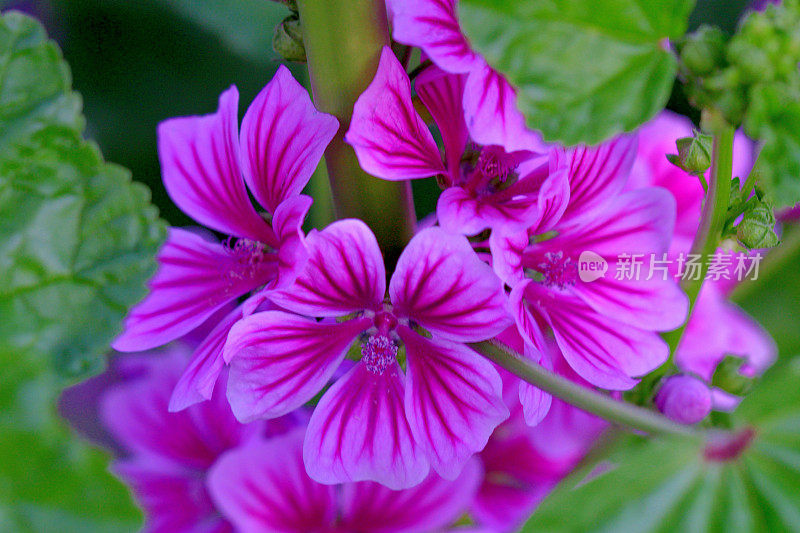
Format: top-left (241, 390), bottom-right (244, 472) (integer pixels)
top-left (112, 66), bottom-right (338, 412)
top-left (223, 221), bottom-right (512, 489)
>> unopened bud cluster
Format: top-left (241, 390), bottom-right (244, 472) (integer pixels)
top-left (679, 1), bottom-right (800, 127)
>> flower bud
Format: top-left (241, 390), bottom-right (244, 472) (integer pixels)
top-left (680, 25), bottom-right (727, 76)
top-left (655, 375), bottom-right (712, 425)
top-left (737, 202), bottom-right (780, 249)
top-left (273, 15), bottom-right (306, 63)
top-left (666, 133), bottom-right (713, 176)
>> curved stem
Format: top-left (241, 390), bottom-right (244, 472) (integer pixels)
top-left (472, 340), bottom-right (699, 438)
top-left (297, 0), bottom-right (415, 260)
top-left (661, 120), bottom-right (736, 364)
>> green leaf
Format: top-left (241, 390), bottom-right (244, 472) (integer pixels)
top-left (0, 11), bottom-right (165, 380)
top-left (522, 358), bottom-right (800, 532)
top-left (0, 11), bottom-right (164, 530)
top-left (0, 351), bottom-right (141, 532)
top-left (459, 0), bottom-right (695, 145)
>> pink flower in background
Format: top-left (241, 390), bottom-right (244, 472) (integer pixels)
top-left (632, 111), bottom-right (776, 410)
top-left (100, 348), bottom-right (281, 533)
top-left (347, 47), bottom-right (555, 235)
top-left (112, 67), bottom-right (338, 411)
top-left (386, 0), bottom-right (547, 153)
top-left (223, 220), bottom-right (512, 489)
top-left (473, 342), bottom-right (607, 532)
top-left (208, 429), bottom-right (482, 533)
top-left (491, 136), bottom-right (688, 392)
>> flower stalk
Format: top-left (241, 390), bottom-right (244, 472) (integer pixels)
top-left (471, 340), bottom-right (699, 438)
top-left (296, 0), bottom-right (415, 259)
top-left (662, 114), bottom-right (736, 359)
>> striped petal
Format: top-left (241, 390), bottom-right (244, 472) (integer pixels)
top-left (463, 64), bottom-right (548, 154)
top-left (554, 134), bottom-right (638, 227)
top-left (113, 228), bottom-right (277, 352)
top-left (157, 86), bottom-right (273, 243)
top-left (416, 65), bottom-right (469, 183)
top-left (340, 459), bottom-right (482, 532)
top-left (241, 66), bottom-right (338, 214)
top-left (345, 47), bottom-right (445, 180)
top-left (303, 361), bottom-right (429, 490)
top-left (387, 0), bottom-right (482, 74)
top-left (207, 431), bottom-right (337, 533)
top-left (400, 326), bottom-right (509, 479)
top-left (524, 283), bottom-right (668, 390)
top-left (169, 306), bottom-right (243, 412)
top-left (224, 311), bottom-right (370, 421)
top-left (269, 219), bottom-right (385, 317)
top-left (390, 227), bottom-right (512, 342)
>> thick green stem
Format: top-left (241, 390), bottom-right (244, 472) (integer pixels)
top-left (297, 0), bottom-right (415, 260)
top-left (662, 120), bottom-right (736, 363)
top-left (472, 341), bottom-right (699, 438)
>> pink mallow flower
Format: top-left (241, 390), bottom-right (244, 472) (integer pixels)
top-left (491, 135), bottom-right (688, 393)
top-left (223, 221), bottom-right (512, 489)
top-left (208, 429), bottom-right (482, 533)
top-left (112, 66), bottom-right (339, 412)
top-left (386, 0), bottom-right (547, 154)
top-left (347, 47), bottom-right (553, 236)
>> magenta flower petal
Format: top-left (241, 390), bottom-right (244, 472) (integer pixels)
top-left (114, 457), bottom-right (229, 533)
top-left (345, 47), bottom-right (445, 180)
top-left (528, 163), bottom-right (571, 234)
top-left (224, 311), bottom-right (370, 421)
top-left (387, 0), bottom-right (481, 74)
top-left (340, 459), bottom-right (482, 533)
top-left (677, 285), bottom-right (776, 381)
top-left (539, 188), bottom-right (675, 259)
top-left (554, 135), bottom-right (637, 226)
top-left (271, 194), bottom-right (312, 289)
top-left (437, 184), bottom-right (541, 236)
top-left (157, 86), bottom-right (273, 243)
top-left (390, 227), bottom-right (512, 342)
top-left (269, 219), bottom-right (385, 317)
top-left (169, 306), bottom-right (243, 412)
top-left (415, 65), bottom-right (469, 182)
top-left (113, 228), bottom-right (277, 352)
top-left (489, 229), bottom-right (529, 286)
top-left (463, 63), bottom-right (547, 154)
top-left (519, 347), bottom-right (553, 427)
top-left (207, 432), bottom-right (337, 533)
top-left (303, 362), bottom-right (429, 490)
top-left (240, 66), bottom-right (338, 214)
top-left (101, 348), bottom-right (253, 470)
top-left (508, 280), bottom-right (548, 353)
top-left (571, 275), bottom-right (688, 331)
top-left (399, 326), bottom-right (509, 479)
top-left (524, 283), bottom-right (668, 390)
top-left (471, 432), bottom-right (559, 532)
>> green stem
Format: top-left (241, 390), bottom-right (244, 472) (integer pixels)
top-left (661, 119), bottom-right (736, 362)
top-left (297, 0), bottom-right (415, 260)
top-left (472, 340), bottom-right (699, 438)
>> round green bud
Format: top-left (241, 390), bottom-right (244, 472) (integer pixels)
top-left (737, 202), bottom-right (780, 249)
